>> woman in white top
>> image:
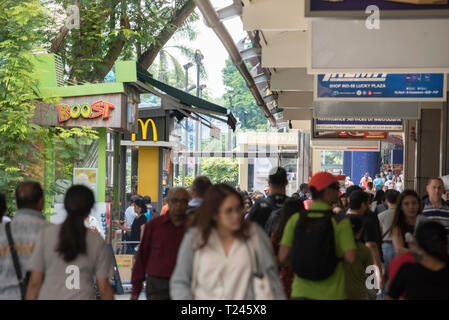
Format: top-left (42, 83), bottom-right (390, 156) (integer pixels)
top-left (394, 176), bottom-right (403, 193)
top-left (170, 184), bottom-right (285, 300)
top-left (26, 185), bottom-right (114, 300)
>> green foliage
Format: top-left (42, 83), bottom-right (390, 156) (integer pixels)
top-left (200, 157), bottom-right (239, 187)
top-left (221, 59), bottom-right (269, 131)
top-left (322, 151), bottom-right (343, 165)
top-left (0, 0), bottom-right (99, 217)
top-left (0, 0), bottom-right (49, 215)
top-left (44, 0), bottom-right (198, 82)
top-left (174, 175), bottom-right (194, 188)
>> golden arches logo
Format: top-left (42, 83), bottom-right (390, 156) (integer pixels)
top-left (131, 118), bottom-right (158, 142)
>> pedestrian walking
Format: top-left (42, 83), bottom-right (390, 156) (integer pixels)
top-left (186, 176), bottom-right (212, 216)
top-left (0, 182), bottom-right (50, 300)
top-left (249, 167), bottom-right (289, 232)
top-left (270, 198), bottom-right (305, 298)
top-left (279, 172), bottom-right (357, 300)
top-left (359, 172), bottom-right (372, 190)
top-left (25, 185), bottom-right (114, 300)
top-left (129, 199), bottom-right (148, 256)
top-left (387, 221), bottom-right (449, 300)
top-left (170, 184), bottom-right (285, 300)
top-left (377, 190), bottom-right (400, 282)
top-left (421, 178), bottom-right (449, 250)
top-left (343, 214), bottom-right (373, 300)
top-left (373, 174), bottom-right (384, 192)
top-left (394, 176), bottom-right (403, 193)
top-left (131, 187), bottom-right (189, 300)
top-left (391, 190), bottom-right (422, 256)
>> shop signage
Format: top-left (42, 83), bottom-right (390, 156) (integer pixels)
top-left (313, 131), bottom-right (388, 140)
top-left (58, 101), bottom-right (115, 122)
top-left (131, 118), bottom-right (158, 142)
top-left (315, 73), bottom-right (446, 101)
top-left (314, 118), bottom-right (403, 131)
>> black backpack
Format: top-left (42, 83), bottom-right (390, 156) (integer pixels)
top-left (290, 209), bottom-right (344, 281)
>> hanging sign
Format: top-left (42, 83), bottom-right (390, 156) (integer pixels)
top-left (305, 0), bottom-right (449, 18)
top-left (315, 73), bottom-right (446, 101)
top-left (314, 118), bottom-right (403, 131)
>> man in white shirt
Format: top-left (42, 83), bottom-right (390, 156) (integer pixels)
top-left (123, 195), bottom-right (139, 254)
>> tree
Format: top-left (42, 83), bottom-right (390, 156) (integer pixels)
top-left (0, 0), bottom-right (98, 217)
top-left (221, 59), bottom-right (269, 131)
top-left (45, 0), bottom-right (197, 83)
top-left (200, 157), bottom-right (239, 187)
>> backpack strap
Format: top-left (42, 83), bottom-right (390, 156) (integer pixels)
top-left (5, 222), bottom-right (25, 299)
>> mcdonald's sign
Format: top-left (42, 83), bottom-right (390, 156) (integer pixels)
top-left (131, 118), bottom-right (158, 142)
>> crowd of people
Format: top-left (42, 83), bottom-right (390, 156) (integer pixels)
top-left (0, 168), bottom-right (448, 300)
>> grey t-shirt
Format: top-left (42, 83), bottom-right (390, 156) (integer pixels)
top-left (378, 207), bottom-right (396, 242)
top-left (28, 224), bottom-right (113, 300)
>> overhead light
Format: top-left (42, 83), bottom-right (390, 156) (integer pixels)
top-left (183, 62), bottom-right (193, 70)
top-left (271, 106), bottom-right (284, 115)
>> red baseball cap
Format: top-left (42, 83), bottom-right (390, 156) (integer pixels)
top-left (309, 172), bottom-right (345, 192)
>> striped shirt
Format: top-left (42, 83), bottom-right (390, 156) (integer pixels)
top-left (0, 209), bottom-right (50, 299)
top-left (422, 198), bottom-right (449, 248)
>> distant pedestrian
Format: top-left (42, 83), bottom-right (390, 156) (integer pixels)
top-left (387, 221), bottom-right (449, 300)
top-left (170, 184), bottom-right (285, 300)
top-left (373, 174), bottom-right (384, 192)
top-left (394, 176), bottom-right (403, 193)
top-left (345, 176), bottom-right (354, 189)
top-left (129, 199), bottom-right (148, 255)
top-left (186, 176), bottom-right (212, 216)
top-left (143, 196), bottom-right (156, 221)
top-left (26, 185), bottom-right (114, 300)
top-left (249, 167), bottom-right (289, 232)
top-left (371, 190), bottom-right (386, 214)
top-left (379, 172), bottom-right (386, 184)
top-left (298, 183), bottom-right (310, 201)
top-left (0, 181), bottom-right (50, 300)
top-left (359, 173), bottom-right (372, 190)
top-left (131, 187), bottom-right (189, 300)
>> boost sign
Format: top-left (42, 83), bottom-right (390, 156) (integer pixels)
top-left (57, 101), bottom-right (115, 123)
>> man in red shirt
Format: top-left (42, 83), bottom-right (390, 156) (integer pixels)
top-left (130, 187), bottom-right (190, 300)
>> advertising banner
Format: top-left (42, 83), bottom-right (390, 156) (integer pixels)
top-left (315, 73), bottom-right (446, 101)
top-left (305, 0), bottom-right (449, 18)
top-left (313, 131), bottom-right (388, 140)
top-left (314, 118), bottom-right (403, 131)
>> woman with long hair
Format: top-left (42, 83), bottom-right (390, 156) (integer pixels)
top-left (271, 198), bottom-right (305, 298)
top-left (390, 190), bottom-right (421, 257)
top-left (170, 184), bottom-right (285, 300)
top-left (387, 221), bottom-right (449, 299)
top-left (26, 185), bottom-right (114, 300)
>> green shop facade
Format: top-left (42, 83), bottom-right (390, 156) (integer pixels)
top-left (32, 53), bottom-right (235, 242)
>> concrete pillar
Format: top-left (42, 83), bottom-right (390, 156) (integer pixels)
top-left (441, 102), bottom-right (449, 177)
top-left (351, 151), bottom-right (381, 186)
top-left (239, 143), bottom-right (249, 191)
top-left (403, 119), bottom-right (417, 190)
top-left (297, 132), bottom-right (311, 184)
top-left (343, 151), bottom-right (352, 179)
top-left (312, 148), bottom-right (321, 175)
top-left (416, 108), bottom-right (443, 196)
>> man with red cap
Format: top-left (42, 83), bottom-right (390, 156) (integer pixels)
top-left (279, 172), bottom-right (357, 300)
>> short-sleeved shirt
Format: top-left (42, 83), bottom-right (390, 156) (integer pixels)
top-left (280, 201), bottom-right (356, 300)
top-left (130, 215), bottom-right (147, 242)
top-left (373, 178), bottom-right (384, 190)
top-left (29, 224), bottom-right (113, 300)
top-left (343, 241), bottom-right (373, 300)
top-left (388, 263), bottom-right (449, 300)
top-left (422, 198), bottom-right (449, 249)
top-left (378, 207), bottom-right (396, 241)
top-left (125, 206), bottom-right (137, 228)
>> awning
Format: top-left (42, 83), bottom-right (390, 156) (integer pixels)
top-left (136, 67), bottom-right (236, 130)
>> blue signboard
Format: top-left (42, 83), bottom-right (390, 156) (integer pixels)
top-left (315, 73), bottom-right (446, 101)
top-left (315, 118), bottom-right (403, 131)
